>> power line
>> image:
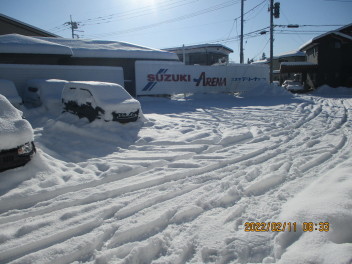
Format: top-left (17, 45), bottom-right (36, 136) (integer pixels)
top-left (87, 0), bottom-right (241, 39)
top-left (81, 0), bottom-right (199, 26)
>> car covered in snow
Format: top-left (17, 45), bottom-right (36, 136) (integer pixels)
top-left (0, 79), bottom-right (23, 108)
top-left (61, 81), bottom-right (141, 123)
top-left (24, 79), bottom-right (68, 111)
top-left (282, 80), bottom-right (305, 93)
top-left (0, 94), bottom-right (36, 172)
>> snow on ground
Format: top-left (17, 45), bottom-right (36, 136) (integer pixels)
top-left (0, 87), bottom-right (352, 264)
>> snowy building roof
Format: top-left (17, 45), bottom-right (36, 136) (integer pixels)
top-left (276, 50), bottom-right (305, 58)
top-left (0, 34), bottom-right (72, 55)
top-left (252, 50), bottom-right (305, 64)
top-left (300, 23), bottom-right (352, 51)
top-left (164, 44), bottom-right (233, 54)
top-left (0, 34), bottom-right (179, 60)
top-left (35, 37), bottom-right (179, 60)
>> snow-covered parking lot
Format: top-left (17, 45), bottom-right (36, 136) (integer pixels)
top-left (0, 87), bottom-right (352, 264)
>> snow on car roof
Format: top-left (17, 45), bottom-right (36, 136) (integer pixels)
top-left (0, 34), bottom-right (73, 55)
top-left (0, 94), bottom-right (33, 149)
top-left (65, 81), bottom-right (132, 102)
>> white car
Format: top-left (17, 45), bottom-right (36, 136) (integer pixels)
top-left (0, 94), bottom-right (35, 172)
top-left (62, 81), bottom-right (141, 123)
top-left (282, 80), bottom-right (305, 92)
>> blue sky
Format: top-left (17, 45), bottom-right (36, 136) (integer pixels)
top-left (2, 0), bottom-right (351, 62)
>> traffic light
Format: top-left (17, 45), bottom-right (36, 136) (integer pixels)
top-left (274, 2), bottom-right (280, 18)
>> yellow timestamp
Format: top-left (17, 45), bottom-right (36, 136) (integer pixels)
top-left (244, 222), bottom-right (330, 232)
top-left (302, 222), bottom-right (330, 232)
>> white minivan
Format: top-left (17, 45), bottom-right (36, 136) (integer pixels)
top-left (62, 81), bottom-right (141, 123)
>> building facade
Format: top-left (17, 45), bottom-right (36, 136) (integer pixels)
top-left (300, 23), bottom-right (352, 88)
top-left (164, 44), bottom-right (233, 65)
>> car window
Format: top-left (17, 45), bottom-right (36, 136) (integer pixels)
top-left (28, 87), bottom-right (38, 93)
top-left (78, 88), bottom-right (96, 106)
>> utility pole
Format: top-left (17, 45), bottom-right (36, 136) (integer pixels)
top-left (269, 0), bottom-right (274, 83)
top-left (240, 0), bottom-right (244, 64)
top-left (65, 15), bottom-right (79, 39)
top-left (270, 1), bottom-right (280, 83)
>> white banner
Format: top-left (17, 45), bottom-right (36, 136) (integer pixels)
top-left (135, 61), bottom-right (269, 95)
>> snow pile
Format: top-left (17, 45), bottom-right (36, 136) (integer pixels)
top-left (26, 79), bottom-right (68, 113)
top-left (312, 85), bottom-right (352, 97)
top-left (0, 34), bottom-right (72, 55)
top-left (0, 79), bottom-right (22, 108)
top-left (0, 94), bottom-right (33, 150)
top-left (275, 165), bottom-right (352, 263)
top-left (240, 83), bottom-right (293, 97)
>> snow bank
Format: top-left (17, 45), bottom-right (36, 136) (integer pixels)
top-left (275, 165), bottom-right (352, 263)
top-left (239, 83), bottom-right (293, 97)
top-left (312, 85), bottom-right (352, 97)
top-left (0, 95), bottom-right (33, 150)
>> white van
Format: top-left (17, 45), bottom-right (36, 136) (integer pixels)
top-left (62, 81), bottom-right (141, 123)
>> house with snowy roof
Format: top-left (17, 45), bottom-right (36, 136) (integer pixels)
top-left (299, 23), bottom-right (352, 89)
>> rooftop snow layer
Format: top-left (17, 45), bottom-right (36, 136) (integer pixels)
top-left (276, 50), bottom-right (305, 58)
top-left (36, 37), bottom-right (179, 60)
top-left (300, 23), bottom-right (352, 51)
top-left (0, 34), bottom-right (72, 55)
top-left (0, 34), bottom-right (179, 60)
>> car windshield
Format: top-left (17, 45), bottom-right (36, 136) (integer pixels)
top-left (90, 83), bottom-right (132, 103)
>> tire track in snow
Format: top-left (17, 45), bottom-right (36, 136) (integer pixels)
top-left (2, 97), bottom-right (352, 263)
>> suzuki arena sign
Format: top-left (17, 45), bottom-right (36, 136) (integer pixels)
top-left (135, 61), bottom-right (269, 96)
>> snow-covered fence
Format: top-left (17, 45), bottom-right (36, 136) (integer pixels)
top-left (0, 64), bottom-right (124, 97)
top-left (135, 61), bottom-right (269, 96)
